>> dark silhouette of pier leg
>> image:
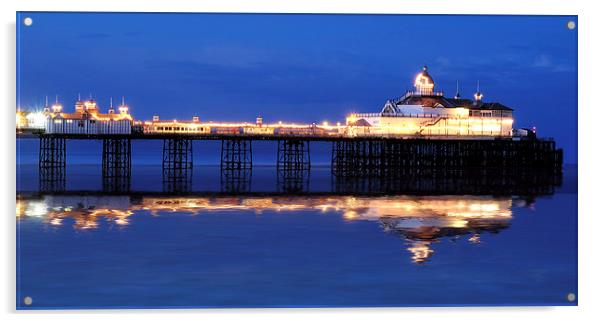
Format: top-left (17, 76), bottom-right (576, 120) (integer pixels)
top-left (331, 138), bottom-right (565, 196)
top-left (102, 138), bottom-right (131, 192)
top-left (277, 140), bottom-right (310, 172)
top-left (221, 168), bottom-right (252, 193)
top-left (276, 139), bottom-right (310, 192)
top-left (332, 138), bottom-right (564, 179)
top-left (277, 168), bottom-right (310, 193)
top-left (220, 139), bottom-right (253, 193)
top-left (331, 140), bottom-right (383, 178)
top-left (39, 135), bottom-right (66, 192)
top-left (39, 167), bottom-right (66, 192)
top-left (162, 138), bottom-right (193, 192)
top-left (221, 139), bottom-right (252, 171)
top-left (332, 166), bottom-right (562, 196)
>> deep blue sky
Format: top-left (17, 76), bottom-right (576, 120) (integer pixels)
top-left (17, 13), bottom-right (577, 163)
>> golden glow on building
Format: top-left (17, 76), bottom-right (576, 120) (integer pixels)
top-left (143, 118), bottom-right (347, 136)
top-left (45, 97), bottom-right (133, 122)
top-left (16, 111), bottom-right (27, 128)
top-left (414, 66), bottom-right (435, 96)
top-left (16, 111), bottom-right (47, 130)
top-left (345, 66), bottom-right (515, 138)
top-left (51, 102), bottom-right (63, 113)
top-left (17, 66), bottom-right (524, 140)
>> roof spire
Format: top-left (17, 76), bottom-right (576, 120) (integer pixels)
top-left (454, 80), bottom-right (461, 99)
top-left (121, 96), bottom-right (125, 106)
top-left (474, 80), bottom-right (483, 103)
top-left (108, 97), bottom-right (115, 114)
top-left (45, 95), bottom-right (48, 106)
top-left (78, 93), bottom-right (81, 101)
top-left (55, 94), bottom-right (59, 103)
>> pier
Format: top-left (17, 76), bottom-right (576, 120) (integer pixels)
top-left (18, 66), bottom-right (564, 193)
top-left (25, 132), bottom-right (563, 193)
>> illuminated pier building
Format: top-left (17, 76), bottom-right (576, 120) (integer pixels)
top-left (17, 67), bottom-right (519, 139)
top-left (44, 96), bottom-right (133, 135)
top-left (346, 66), bottom-right (514, 137)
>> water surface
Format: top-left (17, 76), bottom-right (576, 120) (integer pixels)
top-left (16, 140), bottom-right (578, 309)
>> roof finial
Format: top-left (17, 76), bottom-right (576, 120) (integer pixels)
top-left (78, 93), bottom-right (81, 101)
top-left (422, 65), bottom-right (428, 72)
top-left (121, 96), bottom-right (125, 106)
top-left (55, 94), bottom-right (59, 103)
top-left (454, 80), bottom-right (461, 99)
top-left (45, 95), bottom-right (48, 106)
top-left (474, 80), bottom-right (483, 102)
top-left (110, 97), bottom-right (113, 108)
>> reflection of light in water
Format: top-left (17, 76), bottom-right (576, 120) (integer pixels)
top-left (73, 209), bottom-right (133, 229)
top-left (468, 234), bottom-right (481, 244)
top-left (111, 210), bottom-right (133, 226)
top-left (17, 195), bottom-right (513, 226)
top-left (17, 194), bottom-right (516, 263)
top-left (24, 200), bottom-right (48, 218)
top-left (343, 210), bottom-right (358, 220)
top-left (407, 240), bottom-right (434, 264)
top-left (16, 201), bottom-right (23, 217)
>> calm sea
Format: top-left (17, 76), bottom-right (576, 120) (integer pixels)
top-left (16, 139), bottom-right (578, 308)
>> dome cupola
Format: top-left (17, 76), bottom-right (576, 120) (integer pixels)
top-left (51, 95), bottom-right (63, 113)
top-left (118, 96), bottom-right (129, 115)
top-left (414, 65), bottom-right (435, 95)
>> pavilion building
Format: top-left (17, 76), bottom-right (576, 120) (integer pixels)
top-left (345, 66), bottom-right (514, 137)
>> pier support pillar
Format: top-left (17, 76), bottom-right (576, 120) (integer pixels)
top-left (39, 167), bottom-right (66, 192)
top-left (277, 170), bottom-right (309, 193)
top-left (331, 140), bottom-right (383, 177)
top-left (221, 139), bottom-right (252, 171)
top-left (162, 138), bottom-right (193, 192)
top-left (102, 138), bottom-right (132, 192)
top-left (332, 138), bottom-right (565, 178)
top-left (102, 138), bottom-right (131, 178)
top-left (221, 168), bottom-right (252, 193)
top-left (39, 135), bottom-right (66, 171)
top-left (277, 140), bottom-right (310, 171)
top-left (276, 140), bottom-right (310, 192)
top-left (162, 138), bottom-right (193, 175)
top-left (39, 136), bottom-right (66, 192)
top-left (163, 174), bottom-right (192, 193)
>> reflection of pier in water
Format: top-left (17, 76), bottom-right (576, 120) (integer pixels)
top-left (221, 168), bottom-right (252, 193)
top-left (36, 165), bottom-right (562, 197)
top-left (333, 168), bottom-right (561, 196)
top-left (18, 193), bottom-right (524, 263)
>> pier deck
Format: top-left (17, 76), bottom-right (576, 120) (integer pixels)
top-left (18, 131), bottom-right (531, 141)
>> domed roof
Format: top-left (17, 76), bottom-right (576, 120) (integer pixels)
top-left (414, 66), bottom-right (435, 95)
top-left (415, 66), bottom-right (434, 86)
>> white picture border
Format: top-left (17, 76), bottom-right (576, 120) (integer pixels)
top-left (1, 1), bottom-right (597, 321)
